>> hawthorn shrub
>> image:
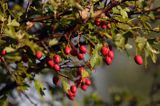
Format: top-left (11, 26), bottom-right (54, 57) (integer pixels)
top-left (0, 0), bottom-right (160, 104)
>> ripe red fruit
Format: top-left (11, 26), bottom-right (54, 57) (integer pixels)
top-left (134, 55), bottom-right (143, 65)
top-left (108, 50), bottom-right (114, 59)
top-left (36, 51), bottom-right (42, 59)
top-left (105, 56), bottom-right (112, 65)
top-left (53, 54), bottom-right (61, 63)
top-left (101, 24), bottom-right (107, 29)
top-left (1, 50), bottom-right (6, 56)
top-left (54, 64), bottom-right (60, 72)
top-left (79, 45), bottom-right (87, 54)
top-left (53, 76), bottom-right (59, 86)
top-left (70, 85), bottom-right (77, 94)
top-left (47, 59), bottom-right (54, 68)
top-left (101, 46), bottom-right (109, 56)
top-left (81, 84), bottom-right (88, 91)
top-left (77, 53), bottom-right (84, 60)
top-left (107, 23), bottom-right (111, 29)
top-left (67, 90), bottom-right (75, 100)
top-left (64, 46), bottom-right (71, 55)
top-left (85, 79), bottom-right (91, 86)
top-left (95, 18), bottom-right (101, 26)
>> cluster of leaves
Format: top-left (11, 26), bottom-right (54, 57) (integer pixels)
top-left (0, 0), bottom-right (160, 104)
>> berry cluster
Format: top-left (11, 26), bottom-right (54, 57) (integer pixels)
top-left (101, 45), bottom-right (114, 65)
top-left (52, 66), bottom-right (91, 100)
top-left (95, 18), bottom-right (111, 29)
top-left (64, 45), bottom-right (87, 60)
top-left (34, 43), bottom-right (143, 101)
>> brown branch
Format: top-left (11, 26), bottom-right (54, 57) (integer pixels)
top-left (129, 6), bottom-right (160, 15)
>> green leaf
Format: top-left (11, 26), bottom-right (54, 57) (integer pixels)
top-left (114, 34), bottom-right (126, 49)
top-left (90, 44), bottom-right (103, 68)
top-left (135, 36), bottom-right (147, 54)
top-left (34, 80), bottom-right (45, 96)
top-left (120, 9), bottom-right (128, 19)
top-left (116, 23), bottom-right (131, 30)
top-left (61, 78), bottom-right (70, 93)
top-left (82, 70), bottom-right (89, 78)
top-left (49, 39), bottom-right (58, 47)
top-left (7, 16), bottom-right (20, 27)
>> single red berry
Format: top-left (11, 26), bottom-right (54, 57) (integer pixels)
top-left (85, 79), bottom-right (91, 86)
top-left (101, 21), bottom-right (107, 29)
top-left (134, 55), bottom-right (143, 65)
top-left (95, 18), bottom-right (101, 26)
top-left (81, 84), bottom-right (88, 91)
top-left (108, 50), bottom-right (114, 59)
top-left (1, 50), bottom-right (6, 56)
top-left (77, 67), bottom-right (85, 76)
top-left (47, 59), bottom-right (54, 68)
top-left (64, 46), bottom-right (71, 55)
top-left (70, 85), bottom-right (77, 94)
top-left (101, 24), bottom-right (107, 29)
top-left (53, 76), bottom-right (59, 86)
top-left (77, 53), bottom-right (84, 60)
top-left (107, 23), bottom-right (111, 29)
top-left (79, 45), bottom-right (87, 54)
top-left (105, 56), bottom-right (112, 65)
top-left (101, 46), bottom-right (109, 56)
top-left (53, 54), bottom-right (61, 63)
top-left (54, 64), bottom-right (60, 72)
top-left (36, 51), bottom-right (42, 59)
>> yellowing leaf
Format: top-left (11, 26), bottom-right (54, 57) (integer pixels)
top-left (7, 16), bottom-right (19, 27)
top-left (49, 39), bottom-right (58, 46)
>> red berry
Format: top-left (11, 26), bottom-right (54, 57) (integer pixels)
top-left (53, 54), bottom-right (61, 63)
top-left (47, 59), bottom-right (54, 68)
top-left (81, 84), bottom-right (88, 91)
top-left (36, 51), bottom-right (42, 59)
top-left (1, 50), bottom-right (6, 56)
top-left (101, 46), bottom-right (109, 56)
top-left (68, 95), bottom-right (75, 101)
top-left (54, 64), bottom-right (60, 72)
top-left (108, 50), bottom-right (114, 59)
top-left (101, 21), bottom-right (107, 29)
top-left (79, 45), bottom-right (87, 54)
top-left (67, 90), bottom-right (75, 100)
top-left (77, 53), bottom-right (84, 60)
top-left (134, 55), bottom-right (143, 65)
top-left (70, 85), bottom-right (77, 93)
top-left (64, 46), bottom-right (71, 55)
top-left (101, 24), bottom-right (107, 29)
top-left (53, 76), bottom-right (60, 86)
top-left (95, 18), bottom-right (101, 26)
top-left (107, 23), bottom-right (111, 29)
top-left (105, 56), bottom-right (112, 65)
top-left (85, 79), bottom-right (91, 86)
